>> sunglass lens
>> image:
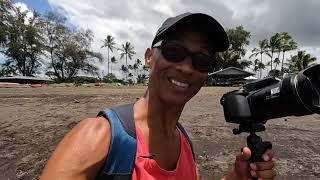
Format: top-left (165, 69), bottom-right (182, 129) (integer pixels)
top-left (192, 54), bottom-right (214, 72)
top-left (162, 43), bottom-right (187, 63)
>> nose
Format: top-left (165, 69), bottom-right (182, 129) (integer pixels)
top-left (175, 56), bottom-right (195, 75)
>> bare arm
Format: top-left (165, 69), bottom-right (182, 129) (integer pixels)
top-left (40, 117), bottom-right (111, 180)
top-left (196, 166), bottom-right (201, 180)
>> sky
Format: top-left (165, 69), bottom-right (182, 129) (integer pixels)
top-left (3, 0), bottom-right (320, 78)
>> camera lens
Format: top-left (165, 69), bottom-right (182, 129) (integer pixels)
top-left (312, 71), bottom-right (320, 106)
top-left (312, 86), bottom-right (320, 106)
top-left (296, 65), bottom-right (320, 113)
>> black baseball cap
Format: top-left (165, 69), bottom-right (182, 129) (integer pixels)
top-left (151, 12), bottom-right (229, 52)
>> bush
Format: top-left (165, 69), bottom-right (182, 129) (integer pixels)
top-left (72, 76), bottom-right (98, 84)
top-left (137, 74), bottom-right (148, 84)
top-left (103, 73), bottom-right (118, 83)
top-left (268, 69), bottom-right (282, 78)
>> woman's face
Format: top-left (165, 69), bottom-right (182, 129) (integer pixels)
top-left (146, 29), bottom-right (212, 105)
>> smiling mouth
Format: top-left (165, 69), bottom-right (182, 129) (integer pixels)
top-left (169, 78), bottom-right (189, 88)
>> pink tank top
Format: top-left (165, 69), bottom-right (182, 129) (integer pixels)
top-left (132, 126), bottom-right (197, 180)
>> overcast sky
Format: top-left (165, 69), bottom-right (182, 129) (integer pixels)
top-left (5, 0), bottom-right (320, 77)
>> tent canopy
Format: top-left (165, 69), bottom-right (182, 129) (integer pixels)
top-left (0, 76), bottom-right (53, 84)
top-left (209, 67), bottom-right (255, 78)
top-left (244, 75), bottom-right (258, 80)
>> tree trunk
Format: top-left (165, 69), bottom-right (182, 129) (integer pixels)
top-left (50, 48), bottom-right (61, 80)
top-left (23, 58), bottom-right (26, 76)
top-left (28, 56), bottom-right (35, 76)
top-left (276, 52), bottom-right (281, 70)
top-left (281, 50), bottom-right (285, 74)
top-left (270, 51), bottom-right (273, 71)
top-left (125, 55), bottom-right (128, 81)
top-left (23, 46), bottom-right (27, 76)
top-left (107, 48), bottom-right (110, 74)
top-left (61, 58), bottom-right (65, 81)
top-left (260, 52), bottom-right (263, 78)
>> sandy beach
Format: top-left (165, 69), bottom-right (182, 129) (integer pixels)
top-left (0, 86), bottom-right (319, 180)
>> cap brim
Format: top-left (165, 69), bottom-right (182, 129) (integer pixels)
top-left (154, 13), bottom-right (229, 52)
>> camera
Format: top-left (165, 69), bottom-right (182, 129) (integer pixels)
top-left (220, 64), bottom-right (320, 165)
top-left (220, 64), bottom-right (320, 125)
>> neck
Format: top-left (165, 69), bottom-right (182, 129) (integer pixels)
top-left (134, 90), bottom-right (185, 136)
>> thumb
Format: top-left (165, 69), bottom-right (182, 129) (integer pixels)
top-left (234, 147), bottom-right (252, 178)
top-left (236, 147), bottom-right (251, 161)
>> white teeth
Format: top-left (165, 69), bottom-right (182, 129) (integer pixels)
top-left (170, 79), bottom-right (189, 88)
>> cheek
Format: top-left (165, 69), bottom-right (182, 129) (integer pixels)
top-left (150, 55), bottom-right (173, 75)
top-left (197, 74), bottom-right (208, 85)
top-left (149, 51), bottom-right (164, 71)
top-left (148, 58), bottom-right (167, 83)
top-left (202, 74), bottom-right (208, 81)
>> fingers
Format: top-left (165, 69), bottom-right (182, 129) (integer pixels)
top-left (250, 156), bottom-right (276, 179)
top-left (236, 147), bottom-right (251, 161)
top-left (250, 161), bottom-right (274, 171)
top-left (233, 147), bottom-right (276, 179)
top-left (236, 147), bottom-right (273, 164)
top-left (262, 149), bottom-right (273, 161)
top-left (250, 168), bottom-right (276, 179)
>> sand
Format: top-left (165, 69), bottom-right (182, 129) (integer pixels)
top-left (0, 86), bottom-right (319, 180)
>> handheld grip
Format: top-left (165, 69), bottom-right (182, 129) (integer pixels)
top-left (247, 133), bottom-right (272, 179)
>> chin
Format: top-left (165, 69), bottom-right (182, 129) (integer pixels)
top-left (160, 91), bottom-right (193, 106)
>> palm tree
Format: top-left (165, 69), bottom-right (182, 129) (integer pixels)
top-left (217, 50), bottom-right (239, 69)
top-left (142, 65), bottom-right (149, 76)
top-left (287, 50), bottom-right (317, 74)
top-left (133, 59), bottom-right (142, 77)
top-left (110, 56), bottom-right (117, 74)
top-left (249, 39), bottom-right (270, 78)
top-left (128, 64), bottom-right (133, 72)
top-left (239, 59), bottom-right (253, 70)
top-left (120, 42), bottom-right (136, 80)
top-left (252, 59), bottom-right (265, 78)
top-left (268, 33), bottom-right (282, 71)
top-left (120, 65), bottom-right (128, 80)
top-left (273, 58), bottom-right (281, 70)
top-left (279, 33), bottom-right (297, 74)
top-left (0, 60), bottom-right (16, 76)
top-left (273, 33), bottom-right (288, 71)
top-left (101, 35), bottom-right (116, 74)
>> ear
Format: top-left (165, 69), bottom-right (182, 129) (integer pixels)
top-left (144, 48), bottom-right (153, 68)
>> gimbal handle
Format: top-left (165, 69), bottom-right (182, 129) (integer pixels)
top-left (247, 133), bottom-right (272, 180)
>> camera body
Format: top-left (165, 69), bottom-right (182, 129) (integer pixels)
top-left (220, 64), bottom-right (320, 165)
top-left (220, 64), bottom-right (320, 126)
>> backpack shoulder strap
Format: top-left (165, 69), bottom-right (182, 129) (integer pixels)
top-left (177, 122), bottom-right (196, 161)
top-left (95, 103), bottom-right (136, 180)
top-left (111, 103), bottom-right (136, 139)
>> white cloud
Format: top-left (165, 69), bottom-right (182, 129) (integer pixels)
top-left (47, 0), bottom-right (233, 78)
top-left (47, 0), bottom-right (320, 79)
top-left (13, 2), bottom-right (29, 12)
top-left (300, 47), bottom-right (320, 64)
top-left (13, 2), bottom-right (34, 24)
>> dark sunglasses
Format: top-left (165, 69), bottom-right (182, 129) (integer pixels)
top-left (152, 40), bottom-right (216, 73)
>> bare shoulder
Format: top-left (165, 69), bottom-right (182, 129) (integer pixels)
top-left (40, 117), bottom-right (111, 180)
